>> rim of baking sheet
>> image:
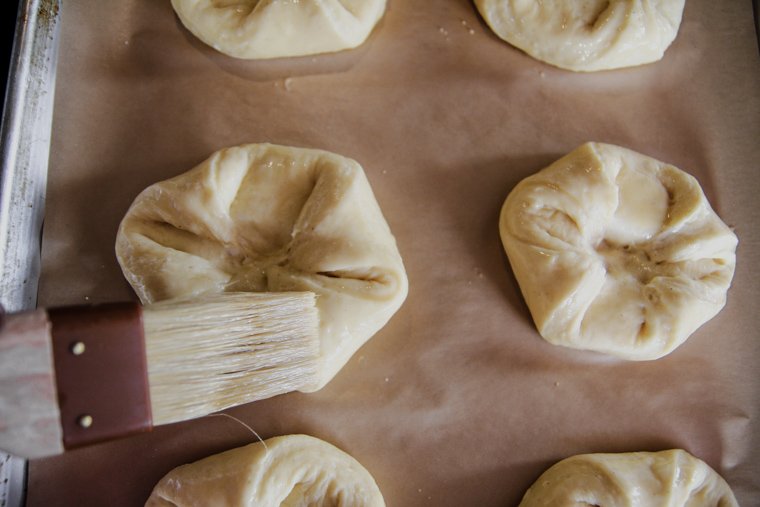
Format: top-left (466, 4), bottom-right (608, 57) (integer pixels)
top-left (0, 0), bottom-right (61, 505)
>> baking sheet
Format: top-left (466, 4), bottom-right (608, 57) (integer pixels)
top-left (0, 1), bottom-right (60, 505)
top-left (29, 0), bottom-right (760, 505)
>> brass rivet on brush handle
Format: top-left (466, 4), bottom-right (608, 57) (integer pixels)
top-left (77, 415), bottom-right (93, 428)
top-left (70, 342), bottom-right (93, 429)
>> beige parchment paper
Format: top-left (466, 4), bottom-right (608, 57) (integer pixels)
top-left (29, 0), bottom-right (760, 505)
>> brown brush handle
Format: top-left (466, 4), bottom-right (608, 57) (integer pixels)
top-left (49, 302), bottom-right (153, 450)
top-left (0, 303), bottom-right (154, 458)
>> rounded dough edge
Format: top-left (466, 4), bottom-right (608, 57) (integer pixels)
top-left (145, 434), bottom-right (386, 506)
top-left (474, 0), bottom-right (686, 71)
top-left (518, 449), bottom-right (738, 506)
top-left (499, 142), bottom-right (737, 360)
top-left (115, 143), bottom-right (408, 390)
top-left (171, 0), bottom-right (388, 59)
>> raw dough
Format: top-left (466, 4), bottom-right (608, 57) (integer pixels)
top-left (474, 0), bottom-right (685, 71)
top-left (116, 143), bottom-right (408, 389)
top-left (171, 0), bottom-right (387, 59)
top-left (519, 449), bottom-right (738, 506)
top-left (145, 434), bottom-right (386, 506)
top-left (499, 143), bottom-right (737, 360)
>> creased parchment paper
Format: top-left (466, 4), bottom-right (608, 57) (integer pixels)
top-left (30, 1), bottom-right (759, 505)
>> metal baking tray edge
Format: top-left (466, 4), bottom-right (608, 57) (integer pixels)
top-left (0, 0), bottom-right (60, 505)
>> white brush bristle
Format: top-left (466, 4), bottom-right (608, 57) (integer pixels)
top-left (142, 292), bottom-right (320, 426)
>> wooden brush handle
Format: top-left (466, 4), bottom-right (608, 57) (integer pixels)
top-left (0, 303), bottom-right (153, 459)
top-left (0, 309), bottom-right (63, 458)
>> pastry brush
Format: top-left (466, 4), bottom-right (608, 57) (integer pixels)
top-left (0, 292), bottom-right (319, 459)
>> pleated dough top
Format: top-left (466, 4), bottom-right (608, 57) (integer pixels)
top-left (116, 144), bottom-right (408, 389)
top-left (145, 434), bottom-right (386, 506)
top-left (171, 0), bottom-right (387, 59)
top-left (500, 143), bottom-right (737, 360)
top-left (519, 449), bottom-right (738, 507)
top-left (474, 0), bottom-right (685, 71)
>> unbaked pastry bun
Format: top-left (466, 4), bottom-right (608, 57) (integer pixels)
top-left (145, 434), bottom-right (386, 506)
top-left (499, 143), bottom-right (737, 360)
top-left (519, 449), bottom-right (738, 506)
top-left (116, 143), bottom-right (408, 389)
top-left (171, 0), bottom-right (387, 59)
top-left (474, 0), bottom-right (685, 71)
